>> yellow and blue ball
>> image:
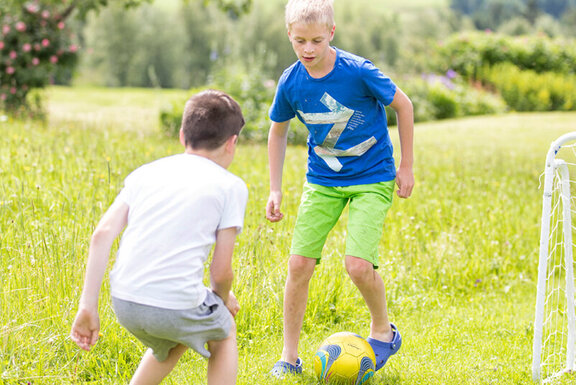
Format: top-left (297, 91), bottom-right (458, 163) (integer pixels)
top-left (314, 332), bottom-right (376, 385)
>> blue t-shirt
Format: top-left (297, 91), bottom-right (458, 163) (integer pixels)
top-left (269, 47), bottom-right (397, 187)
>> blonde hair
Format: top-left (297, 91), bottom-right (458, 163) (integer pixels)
top-left (285, 0), bottom-right (335, 31)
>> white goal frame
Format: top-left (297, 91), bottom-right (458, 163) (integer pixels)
top-left (533, 132), bottom-right (576, 383)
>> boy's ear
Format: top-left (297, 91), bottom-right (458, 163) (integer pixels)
top-left (179, 129), bottom-right (186, 147)
top-left (225, 135), bottom-right (238, 153)
top-left (330, 24), bottom-right (336, 40)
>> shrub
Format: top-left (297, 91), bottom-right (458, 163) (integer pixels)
top-left (437, 32), bottom-right (576, 81)
top-left (159, 49), bottom-right (290, 143)
top-left (0, 2), bottom-right (78, 116)
top-left (480, 63), bottom-right (576, 112)
top-left (389, 71), bottom-right (506, 125)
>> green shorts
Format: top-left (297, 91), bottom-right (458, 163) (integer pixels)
top-left (290, 181), bottom-right (395, 268)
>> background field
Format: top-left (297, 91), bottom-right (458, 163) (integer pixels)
top-left (2, 87), bottom-right (576, 384)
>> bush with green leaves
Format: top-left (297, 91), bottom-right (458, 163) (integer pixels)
top-left (437, 32), bottom-right (576, 80)
top-left (388, 71), bottom-right (506, 124)
top-left (0, 2), bottom-right (78, 115)
top-left (479, 63), bottom-right (576, 112)
top-left (159, 53), bottom-right (292, 144)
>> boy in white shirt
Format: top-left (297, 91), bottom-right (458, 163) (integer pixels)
top-left (71, 89), bottom-right (248, 385)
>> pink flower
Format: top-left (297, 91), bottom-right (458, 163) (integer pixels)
top-left (42, 10), bottom-right (50, 19)
top-left (10, 87), bottom-right (16, 94)
top-left (0, 41), bottom-right (4, 50)
top-left (41, 39), bottom-right (50, 47)
top-left (2, 25), bottom-right (10, 35)
top-left (23, 43), bottom-right (31, 52)
top-left (15, 22), bottom-right (26, 32)
top-left (69, 44), bottom-right (78, 53)
top-left (34, 43), bottom-right (41, 51)
top-left (32, 57), bottom-right (39, 66)
top-left (6, 67), bottom-right (14, 75)
top-left (9, 51), bottom-right (17, 59)
top-left (0, 94), bottom-right (6, 101)
top-left (57, 22), bottom-right (65, 30)
top-left (50, 55), bottom-right (58, 64)
top-left (26, 4), bottom-right (39, 13)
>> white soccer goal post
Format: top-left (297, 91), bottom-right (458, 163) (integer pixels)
top-left (533, 132), bottom-right (576, 383)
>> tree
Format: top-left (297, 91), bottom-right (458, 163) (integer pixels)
top-left (1, 2), bottom-right (79, 115)
top-left (0, 0), bottom-right (252, 116)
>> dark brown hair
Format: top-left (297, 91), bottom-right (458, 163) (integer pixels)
top-left (181, 89), bottom-right (245, 150)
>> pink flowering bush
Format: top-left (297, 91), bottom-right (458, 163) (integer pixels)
top-left (0, 1), bottom-right (78, 115)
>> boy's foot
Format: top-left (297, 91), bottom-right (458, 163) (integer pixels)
top-left (270, 358), bottom-right (303, 379)
top-left (366, 323), bottom-right (402, 371)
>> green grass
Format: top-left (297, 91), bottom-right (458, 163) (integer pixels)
top-left (2, 86), bottom-right (576, 384)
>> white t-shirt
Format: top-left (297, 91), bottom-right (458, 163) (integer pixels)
top-left (109, 153), bottom-right (248, 310)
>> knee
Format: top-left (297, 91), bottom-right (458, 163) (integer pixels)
top-left (287, 254), bottom-right (316, 281)
top-left (345, 256), bottom-right (373, 283)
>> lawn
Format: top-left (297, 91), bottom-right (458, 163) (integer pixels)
top-left (2, 86), bottom-right (576, 384)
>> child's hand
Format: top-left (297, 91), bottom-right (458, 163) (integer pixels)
top-left (396, 166), bottom-right (414, 198)
top-left (225, 292), bottom-right (240, 317)
top-left (70, 307), bottom-right (101, 351)
top-left (266, 191), bottom-right (284, 222)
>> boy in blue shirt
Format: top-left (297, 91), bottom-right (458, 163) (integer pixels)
top-left (266, 0), bottom-right (414, 377)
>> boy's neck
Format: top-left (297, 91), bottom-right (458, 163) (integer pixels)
top-left (185, 148), bottom-right (230, 169)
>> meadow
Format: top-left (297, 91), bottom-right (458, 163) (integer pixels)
top-left (2, 86), bottom-right (576, 384)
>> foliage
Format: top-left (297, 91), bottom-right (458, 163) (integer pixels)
top-left (435, 31), bottom-right (576, 113)
top-left (159, 47), bottom-right (299, 144)
top-left (437, 31), bottom-right (576, 80)
top-left (479, 63), bottom-right (576, 111)
top-left (388, 71), bottom-right (506, 124)
top-left (0, 0), bottom-right (252, 116)
top-left (2, 0), bottom-right (252, 20)
top-left (0, 2), bottom-right (78, 115)
top-left (81, 3), bottom-right (187, 88)
top-left (450, 0), bottom-right (576, 29)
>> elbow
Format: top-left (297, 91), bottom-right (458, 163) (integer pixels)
top-left (90, 225), bottom-right (115, 247)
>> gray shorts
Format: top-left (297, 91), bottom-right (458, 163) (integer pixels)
top-left (112, 291), bottom-right (233, 362)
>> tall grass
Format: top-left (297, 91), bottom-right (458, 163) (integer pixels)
top-left (2, 87), bottom-right (576, 384)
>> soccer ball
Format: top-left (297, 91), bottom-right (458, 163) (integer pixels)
top-left (314, 332), bottom-right (376, 385)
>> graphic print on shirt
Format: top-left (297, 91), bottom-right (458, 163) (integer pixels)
top-left (297, 93), bottom-right (377, 172)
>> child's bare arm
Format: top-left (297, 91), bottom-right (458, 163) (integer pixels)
top-left (389, 87), bottom-right (415, 198)
top-left (70, 200), bottom-right (128, 351)
top-left (210, 227), bottom-right (239, 316)
top-left (266, 120), bottom-right (290, 222)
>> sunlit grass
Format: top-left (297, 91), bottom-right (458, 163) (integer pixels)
top-left (2, 87), bottom-right (576, 384)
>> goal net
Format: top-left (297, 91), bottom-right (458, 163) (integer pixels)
top-left (533, 132), bottom-right (576, 383)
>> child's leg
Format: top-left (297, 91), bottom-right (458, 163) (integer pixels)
top-left (207, 323), bottom-right (238, 385)
top-left (345, 255), bottom-right (393, 343)
top-left (281, 254), bottom-right (317, 365)
top-left (129, 344), bottom-right (188, 385)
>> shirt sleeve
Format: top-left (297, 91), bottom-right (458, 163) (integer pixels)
top-left (269, 73), bottom-right (296, 123)
top-left (114, 170), bottom-right (136, 206)
top-left (361, 60), bottom-right (397, 106)
top-left (218, 178), bottom-right (249, 234)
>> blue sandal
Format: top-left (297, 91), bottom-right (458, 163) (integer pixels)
top-left (270, 358), bottom-right (303, 379)
top-left (367, 323), bottom-right (402, 371)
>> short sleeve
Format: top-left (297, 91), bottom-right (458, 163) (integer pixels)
top-left (218, 178), bottom-right (249, 234)
top-left (269, 74), bottom-right (296, 123)
top-left (114, 170), bottom-right (136, 206)
top-left (361, 60), bottom-right (397, 106)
